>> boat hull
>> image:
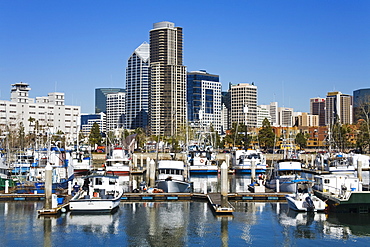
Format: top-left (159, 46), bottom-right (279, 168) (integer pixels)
top-left (265, 179), bottom-right (296, 193)
top-left (156, 180), bottom-right (192, 193)
top-left (286, 194), bottom-right (326, 212)
top-left (69, 197), bottom-right (121, 212)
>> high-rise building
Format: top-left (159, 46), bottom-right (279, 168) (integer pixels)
top-left (106, 91), bottom-right (126, 131)
top-left (296, 112), bottom-right (319, 127)
top-left (187, 70), bottom-right (221, 133)
top-left (310, 97), bottom-right (325, 126)
top-left (149, 21), bottom-right (187, 136)
top-left (257, 105), bottom-right (271, 128)
top-left (126, 42), bottom-right (150, 130)
top-left (221, 91), bottom-right (231, 131)
top-left (81, 112), bottom-right (106, 136)
top-left (278, 107), bottom-right (294, 127)
top-left (95, 88), bottom-right (125, 114)
top-left (353, 88), bottom-right (370, 123)
top-left (269, 102), bottom-right (278, 127)
top-left (1, 82), bottom-right (80, 140)
top-left (325, 91), bottom-right (352, 125)
top-left (230, 83), bottom-right (257, 128)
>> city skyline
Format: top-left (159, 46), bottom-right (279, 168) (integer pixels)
top-left (1, 1), bottom-right (369, 114)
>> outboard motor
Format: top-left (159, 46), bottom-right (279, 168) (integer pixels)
top-left (305, 196), bottom-right (315, 211)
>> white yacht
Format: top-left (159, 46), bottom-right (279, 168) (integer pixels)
top-left (69, 174), bottom-right (123, 212)
top-left (156, 160), bottom-right (192, 193)
top-left (285, 179), bottom-right (326, 212)
top-left (232, 149), bottom-right (267, 174)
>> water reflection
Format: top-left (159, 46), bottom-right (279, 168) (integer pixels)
top-left (189, 174), bottom-right (219, 193)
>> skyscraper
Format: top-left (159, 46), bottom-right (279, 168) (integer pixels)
top-left (310, 97), bottom-right (326, 126)
top-left (126, 42), bottom-right (150, 130)
top-left (230, 83), bottom-right (257, 128)
top-left (149, 21), bottom-right (187, 136)
top-left (325, 91), bottom-right (352, 126)
top-left (95, 88), bottom-right (125, 114)
top-left (187, 70), bottom-right (221, 133)
top-left (106, 91), bottom-right (126, 131)
top-left (353, 88), bottom-right (370, 123)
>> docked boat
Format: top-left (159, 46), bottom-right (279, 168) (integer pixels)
top-left (105, 147), bottom-right (131, 175)
top-left (72, 151), bottom-right (92, 175)
top-left (285, 179), bottom-right (326, 212)
top-left (314, 152), bottom-right (355, 174)
top-left (156, 160), bottom-right (192, 193)
top-left (69, 174), bottom-right (123, 212)
top-left (265, 150), bottom-right (303, 192)
top-left (232, 149), bottom-right (267, 174)
top-left (188, 148), bottom-right (218, 174)
top-left (313, 173), bottom-right (370, 213)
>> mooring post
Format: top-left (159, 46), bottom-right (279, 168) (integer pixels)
top-left (149, 159), bottom-right (156, 187)
top-left (45, 163), bottom-right (53, 209)
top-left (251, 160), bottom-right (256, 183)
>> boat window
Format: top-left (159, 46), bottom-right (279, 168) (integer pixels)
top-left (324, 179), bottom-right (330, 184)
top-left (109, 179), bottom-right (116, 185)
top-left (95, 178), bottom-right (103, 185)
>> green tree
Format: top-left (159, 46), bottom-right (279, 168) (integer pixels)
top-left (258, 118), bottom-right (275, 150)
top-left (223, 122), bottom-right (250, 149)
top-left (295, 132), bottom-right (308, 150)
top-left (89, 122), bottom-right (102, 148)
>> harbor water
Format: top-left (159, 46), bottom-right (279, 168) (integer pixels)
top-left (1, 200), bottom-right (370, 246)
top-left (3, 172), bottom-right (370, 246)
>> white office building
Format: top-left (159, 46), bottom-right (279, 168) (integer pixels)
top-left (0, 82), bottom-right (80, 141)
top-left (106, 92), bottom-right (126, 131)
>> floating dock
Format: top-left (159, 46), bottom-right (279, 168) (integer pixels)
top-left (207, 193), bottom-right (234, 215)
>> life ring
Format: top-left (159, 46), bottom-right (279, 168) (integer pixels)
top-left (200, 159), bottom-right (204, 163)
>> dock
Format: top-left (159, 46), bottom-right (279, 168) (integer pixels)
top-left (207, 193), bottom-right (234, 215)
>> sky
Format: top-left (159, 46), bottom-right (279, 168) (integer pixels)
top-left (1, 0), bottom-right (369, 114)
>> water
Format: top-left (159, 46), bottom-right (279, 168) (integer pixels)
top-left (1, 200), bottom-right (370, 246)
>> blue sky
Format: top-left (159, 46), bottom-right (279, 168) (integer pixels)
top-left (1, 0), bottom-right (369, 113)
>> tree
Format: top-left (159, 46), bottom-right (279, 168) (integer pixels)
top-left (295, 132), bottom-right (308, 150)
top-left (258, 118), bottom-right (276, 150)
top-left (89, 122), bottom-right (102, 148)
top-left (223, 122), bottom-right (250, 149)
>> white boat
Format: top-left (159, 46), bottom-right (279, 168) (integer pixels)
top-left (105, 147), bottom-right (131, 175)
top-left (156, 160), bottom-right (192, 193)
top-left (285, 179), bottom-right (326, 212)
top-left (232, 149), bottom-right (267, 174)
top-left (314, 152), bottom-right (355, 174)
top-left (188, 149), bottom-right (218, 174)
top-left (71, 151), bottom-right (92, 175)
top-left (265, 151), bottom-right (303, 192)
top-left (69, 174), bottom-right (123, 212)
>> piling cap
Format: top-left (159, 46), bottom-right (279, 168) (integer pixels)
top-left (221, 161), bottom-right (227, 169)
top-left (45, 163), bottom-right (53, 171)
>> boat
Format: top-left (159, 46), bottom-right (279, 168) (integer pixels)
top-left (313, 173), bottom-right (370, 213)
top-left (265, 149), bottom-right (303, 192)
top-left (314, 152), bottom-right (355, 174)
top-left (71, 150), bottom-right (92, 175)
top-left (188, 148), bottom-right (218, 174)
top-left (104, 147), bottom-right (131, 175)
top-left (285, 179), bottom-right (326, 212)
top-left (69, 174), bottom-right (123, 212)
top-left (231, 149), bottom-right (267, 174)
top-left (156, 160), bottom-right (192, 193)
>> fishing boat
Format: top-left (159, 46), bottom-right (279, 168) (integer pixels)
top-left (188, 147), bottom-right (218, 174)
top-left (265, 150), bottom-right (303, 192)
top-left (69, 174), bottom-right (123, 213)
top-left (231, 149), bottom-right (267, 174)
top-left (314, 152), bottom-right (355, 174)
top-left (104, 147), bottom-right (131, 175)
top-left (285, 179), bottom-right (326, 212)
top-left (156, 160), bottom-right (192, 193)
top-left (313, 173), bottom-right (370, 213)
top-left (72, 151), bottom-right (92, 175)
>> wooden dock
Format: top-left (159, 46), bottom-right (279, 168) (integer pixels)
top-left (207, 193), bottom-right (234, 215)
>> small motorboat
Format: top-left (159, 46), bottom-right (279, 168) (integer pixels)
top-left (285, 179), bottom-right (326, 212)
top-left (69, 174), bottom-right (123, 213)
